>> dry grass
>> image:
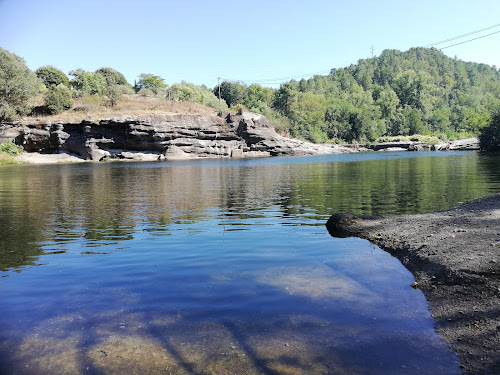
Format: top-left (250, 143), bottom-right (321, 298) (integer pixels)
top-left (22, 95), bottom-right (216, 123)
top-left (0, 152), bottom-right (24, 165)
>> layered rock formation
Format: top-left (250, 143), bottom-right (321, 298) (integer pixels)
top-left (373, 138), bottom-right (480, 152)
top-left (4, 112), bottom-right (352, 161)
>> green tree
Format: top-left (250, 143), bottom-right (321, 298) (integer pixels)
top-left (0, 47), bottom-right (41, 121)
top-left (273, 83), bottom-right (298, 116)
top-left (430, 108), bottom-right (451, 133)
top-left (479, 110), bottom-right (500, 151)
top-left (43, 84), bottom-right (73, 114)
top-left (69, 69), bottom-right (107, 95)
top-left (325, 100), bottom-right (355, 140)
top-left (213, 81), bottom-right (245, 108)
top-left (243, 84), bottom-right (274, 111)
top-left (36, 65), bottom-right (70, 88)
top-left (95, 67), bottom-right (129, 86)
top-left (136, 73), bottom-right (166, 94)
top-left (387, 109), bottom-right (410, 136)
top-left (407, 109), bottom-right (426, 135)
top-left (376, 87), bottom-right (400, 118)
top-left (463, 108), bottom-right (490, 133)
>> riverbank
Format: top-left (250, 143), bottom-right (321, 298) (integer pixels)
top-left (326, 194), bottom-right (500, 374)
top-left (0, 112), bottom-right (355, 163)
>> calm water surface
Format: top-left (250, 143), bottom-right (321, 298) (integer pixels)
top-left (1, 151), bottom-right (499, 374)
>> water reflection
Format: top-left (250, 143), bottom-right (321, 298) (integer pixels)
top-left (0, 152), bottom-right (498, 273)
top-left (1, 152), bottom-right (498, 374)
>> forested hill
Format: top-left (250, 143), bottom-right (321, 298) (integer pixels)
top-left (1, 46), bottom-right (499, 145)
top-left (220, 48), bottom-right (500, 143)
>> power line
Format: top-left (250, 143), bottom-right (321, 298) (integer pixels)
top-left (440, 30), bottom-right (500, 50)
top-left (424, 24), bottom-right (499, 47)
top-left (214, 25), bottom-right (499, 88)
top-left (220, 69), bottom-right (332, 86)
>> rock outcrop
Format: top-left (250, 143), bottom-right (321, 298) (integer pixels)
top-left (374, 141), bottom-right (432, 151)
top-left (2, 112), bottom-right (352, 161)
top-left (373, 138), bottom-right (480, 152)
top-left (433, 138), bottom-right (480, 151)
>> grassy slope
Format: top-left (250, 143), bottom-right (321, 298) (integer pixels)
top-left (22, 95), bottom-right (216, 124)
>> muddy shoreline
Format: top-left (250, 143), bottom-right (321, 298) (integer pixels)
top-left (326, 194), bottom-right (500, 374)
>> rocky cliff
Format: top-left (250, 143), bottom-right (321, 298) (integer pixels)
top-left (1, 112), bottom-right (352, 161)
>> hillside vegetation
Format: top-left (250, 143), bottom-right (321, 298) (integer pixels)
top-left (1, 47), bottom-right (499, 147)
top-left (216, 48), bottom-right (500, 143)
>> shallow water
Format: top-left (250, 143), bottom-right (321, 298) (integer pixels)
top-left (1, 151), bottom-right (499, 374)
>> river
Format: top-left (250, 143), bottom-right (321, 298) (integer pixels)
top-left (1, 151), bottom-right (499, 374)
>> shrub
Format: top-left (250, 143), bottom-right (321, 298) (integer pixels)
top-left (169, 82), bottom-right (227, 110)
top-left (36, 65), bottom-right (70, 88)
top-left (479, 110), bottom-right (500, 151)
top-left (118, 85), bottom-right (135, 95)
top-left (44, 84), bottom-right (73, 114)
top-left (104, 84), bottom-right (122, 107)
top-left (0, 141), bottom-right (24, 155)
top-left (0, 102), bottom-right (17, 122)
top-left (137, 87), bottom-right (155, 97)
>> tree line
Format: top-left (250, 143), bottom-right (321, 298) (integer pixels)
top-left (214, 48), bottom-right (500, 144)
top-left (1, 46), bottom-right (499, 149)
top-left (0, 47), bottom-right (227, 120)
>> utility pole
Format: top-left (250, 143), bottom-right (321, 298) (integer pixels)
top-left (218, 77), bottom-right (221, 115)
top-left (370, 45), bottom-right (375, 58)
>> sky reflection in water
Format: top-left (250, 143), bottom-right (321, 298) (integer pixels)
top-left (2, 151), bottom-right (498, 374)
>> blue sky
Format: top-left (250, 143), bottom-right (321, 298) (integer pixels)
top-left (1, 0), bottom-right (499, 88)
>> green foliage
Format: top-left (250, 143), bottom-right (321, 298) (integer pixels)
top-left (137, 87), bottom-right (155, 97)
top-left (36, 65), bottom-right (70, 88)
top-left (104, 84), bottom-right (122, 107)
top-left (5, 46), bottom-right (497, 144)
top-left (169, 82), bottom-right (227, 110)
top-left (244, 85), bottom-right (274, 112)
top-left (479, 110), bottom-right (500, 151)
top-left (0, 141), bottom-right (24, 155)
top-left (0, 47), bottom-right (41, 121)
top-left (43, 84), bottom-right (73, 114)
top-left (69, 69), bottom-right (107, 95)
top-left (118, 85), bottom-right (136, 95)
top-left (95, 67), bottom-right (129, 86)
top-left (65, 67), bottom-right (130, 107)
top-left (213, 81), bottom-right (245, 107)
top-left (273, 83), bottom-right (297, 116)
top-left (463, 109), bottom-right (490, 133)
top-left (268, 47), bottom-right (500, 142)
top-left (136, 73), bottom-right (166, 94)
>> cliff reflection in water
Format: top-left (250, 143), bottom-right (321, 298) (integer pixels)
top-left (0, 152), bottom-right (499, 273)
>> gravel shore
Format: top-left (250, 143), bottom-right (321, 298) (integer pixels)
top-left (326, 194), bottom-right (500, 374)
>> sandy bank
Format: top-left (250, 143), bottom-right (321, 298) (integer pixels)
top-left (326, 194), bottom-right (500, 374)
top-left (15, 152), bottom-right (88, 164)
